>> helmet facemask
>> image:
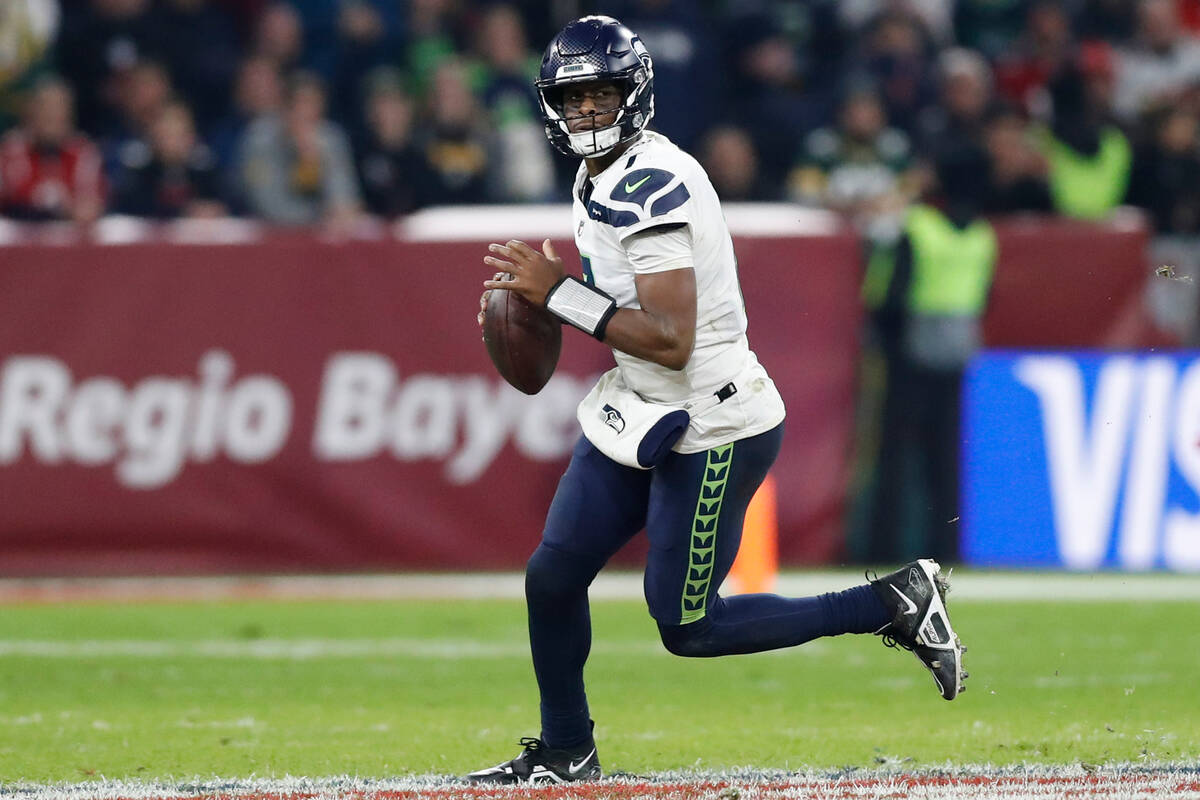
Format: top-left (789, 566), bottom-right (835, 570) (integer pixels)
top-left (540, 74), bottom-right (650, 157)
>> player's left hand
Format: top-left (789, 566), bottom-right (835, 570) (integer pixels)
top-left (477, 272), bottom-right (504, 328)
top-left (483, 239), bottom-right (564, 307)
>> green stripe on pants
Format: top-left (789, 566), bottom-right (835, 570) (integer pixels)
top-left (680, 443), bottom-right (734, 624)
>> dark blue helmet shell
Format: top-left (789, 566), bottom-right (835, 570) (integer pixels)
top-left (535, 16), bottom-right (655, 157)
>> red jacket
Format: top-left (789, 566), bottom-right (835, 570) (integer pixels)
top-left (0, 130), bottom-right (107, 220)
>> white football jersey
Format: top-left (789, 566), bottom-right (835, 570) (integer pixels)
top-left (571, 131), bottom-right (785, 452)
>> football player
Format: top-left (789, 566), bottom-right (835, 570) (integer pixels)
top-left (469, 15), bottom-right (967, 784)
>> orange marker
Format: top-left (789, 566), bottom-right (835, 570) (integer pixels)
top-left (729, 473), bottom-right (778, 594)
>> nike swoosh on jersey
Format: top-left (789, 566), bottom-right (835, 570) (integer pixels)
top-left (624, 175), bottom-right (651, 193)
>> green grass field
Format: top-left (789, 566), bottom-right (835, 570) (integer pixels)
top-left (1, 585), bottom-right (1197, 784)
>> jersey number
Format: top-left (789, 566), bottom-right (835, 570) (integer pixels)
top-left (581, 254), bottom-right (595, 286)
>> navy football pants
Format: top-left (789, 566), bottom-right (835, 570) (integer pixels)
top-left (525, 423), bottom-right (891, 748)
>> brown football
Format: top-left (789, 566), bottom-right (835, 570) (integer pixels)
top-left (482, 277), bottom-right (562, 394)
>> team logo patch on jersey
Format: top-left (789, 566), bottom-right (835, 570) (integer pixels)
top-left (601, 404), bottom-right (626, 433)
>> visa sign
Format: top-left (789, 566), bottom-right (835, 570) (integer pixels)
top-left (963, 352), bottom-right (1200, 571)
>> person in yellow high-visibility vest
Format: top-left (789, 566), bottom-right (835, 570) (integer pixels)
top-left (858, 144), bottom-right (997, 564)
top-left (1036, 60), bottom-right (1132, 220)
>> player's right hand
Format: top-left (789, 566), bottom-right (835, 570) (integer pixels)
top-left (483, 240), bottom-right (563, 307)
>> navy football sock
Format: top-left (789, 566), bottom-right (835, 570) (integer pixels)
top-left (658, 584), bottom-right (890, 657)
top-left (525, 543), bottom-right (601, 750)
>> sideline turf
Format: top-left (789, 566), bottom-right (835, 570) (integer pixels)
top-left (0, 598), bottom-right (1196, 782)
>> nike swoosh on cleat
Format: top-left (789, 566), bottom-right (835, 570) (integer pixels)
top-left (624, 175), bottom-right (651, 193)
top-left (891, 585), bottom-right (919, 616)
top-left (569, 748), bottom-right (597, 774)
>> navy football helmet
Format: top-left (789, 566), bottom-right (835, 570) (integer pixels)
top-left (535, 15), bottom-right (654, 157)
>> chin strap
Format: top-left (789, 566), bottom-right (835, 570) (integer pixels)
top-left (544, 276), bottom-right (618, 340)
top-left (567, 124), bottom-right (623, 157)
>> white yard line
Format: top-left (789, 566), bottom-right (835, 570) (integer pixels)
top-left (0, 638), bottom-right (673, 660)
top-left (0, 571), bottom-right (1198, 605)
top-left (3, 767), bottom-right (1200, 800)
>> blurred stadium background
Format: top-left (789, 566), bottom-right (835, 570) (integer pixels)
top-left (4, 0), bottom-right (1200, 574)
top-left (3, 0), bottom-right (1200, 788)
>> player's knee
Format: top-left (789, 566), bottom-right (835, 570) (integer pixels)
top-left (525, 544), bottom-right (592, 604)
top-left (525, 546), bottom-right (567, 603)
top-left (657, 618), bottom-right (716, 658)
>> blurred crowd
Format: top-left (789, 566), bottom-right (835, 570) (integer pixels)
top-left (3, 0), bottom-right (1200, 236)
top-left (5, 0), bottom-right (1199, 567)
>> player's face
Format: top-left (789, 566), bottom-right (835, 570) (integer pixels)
top-left (562, 81), bottom-right (622, 133)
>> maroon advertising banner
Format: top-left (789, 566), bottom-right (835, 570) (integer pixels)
top-left (0, 214), bottom-right (1160, 575)
top-left (984, 216), bottom-right (1166, 348)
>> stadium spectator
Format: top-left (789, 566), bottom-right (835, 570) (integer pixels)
top-left (697, 125), bottom-right (775, 201)
top-left (1111, 0), bottom-right (1200, 125)
top-left (471, 4), bottom-right (540, 120)
top-left (100, 59), bottom-right (173, 179)
top-left (856, 145), bottom-right (997, 563)
top-left (252, 2), bottom-right (305, 75)
top-left (330, 1), bottom-right (406, 126)
top-left (210, 0), bottom-right (270, 44)
top-left (470, 4), bottom-right (555, 202)
top-left (726, 15), bottom-right (832, 196)
top-left (1077, 0), bottom-right (1140, 45)
top-left (953, 0), bottom-right (1028, 59)
top-left (405, 0), bottom-right (467, 98)
top-left (354, 68), bottom-right (434, 217)
top-left (916, 47), bottom-right (995, 158)
top-left (419, 59), bottom-right (491, 206)
top-left (992, 1), bottom-right (1076, 115)
top-left (0, 76), bottom-right (106, 222)
top-left (0, 0), bottom-right (59, 133)
top-left (1128, 104), bottom-right (1200, 343)
top-left (788, 82), bottom-right (916, 239)
top-left (278, 0), bottom-right (339, 81)
top-left (1129, 106), bottom-right (1200, 235)
top-left (111, 100), bottom-right (226, 218)
top-left (982, 105), bottom-right (1054, 214)
top-left (500, 2), bottom-right (560, 49)
top-left (839, 0), bottom-right (955, 46)
top-left (852, 10), bottom-right (938, 135)
top-left (206, 55), bottom-right (285, 173)
top-left (238, 70), bottom-right (362, 226)
top-left (276, 0), bottom-right (403, 90)
top-left (54, 0), bottom-right (159, 136)
top-left (145, 0), bottom-right (241, 131)
top-left (725, 0), bottom-right (848, 95)
top-left (15, 0), bottom-right (1197, 231)
top-left (1035, 56), bottom-right (1132, 220)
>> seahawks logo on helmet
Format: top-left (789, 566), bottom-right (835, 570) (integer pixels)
top-left (535, 16), bottom-right (655, 158)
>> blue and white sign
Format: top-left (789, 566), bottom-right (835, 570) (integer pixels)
top-left (964, 351), bottom-right (1200, 571)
